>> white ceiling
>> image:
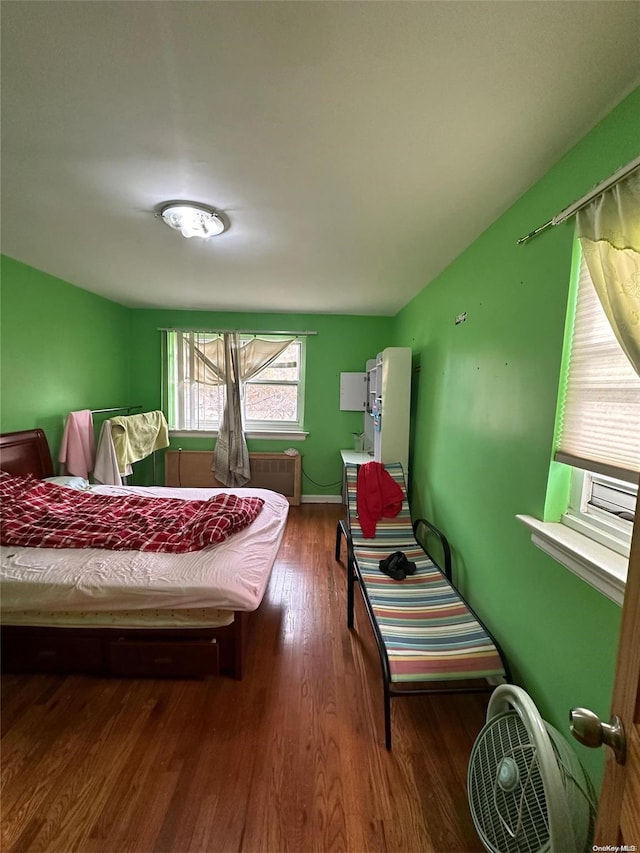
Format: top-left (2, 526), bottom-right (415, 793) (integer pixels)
top-left (2, 2), bottom-right (639, 316)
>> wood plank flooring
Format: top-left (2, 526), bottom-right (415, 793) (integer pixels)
top-left (1, 504), bottom-right (489, 853)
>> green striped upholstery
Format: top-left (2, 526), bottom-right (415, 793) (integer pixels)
top-left (345, 463), bottom-right (505, 684)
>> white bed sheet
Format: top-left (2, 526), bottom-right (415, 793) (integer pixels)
top-left (1, 485), bottom-right (289, 614)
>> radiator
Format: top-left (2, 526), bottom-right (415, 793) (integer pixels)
top-left (164, 451), bottom-right (301, 505)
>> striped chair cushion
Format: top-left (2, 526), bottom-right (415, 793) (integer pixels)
top-left (345, 463), bottom-right (505, 684)
top-left (345, 462), bottom-right (415, 549)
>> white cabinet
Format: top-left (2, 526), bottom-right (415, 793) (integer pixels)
top-left (339, 372), bottom-right (368, 411)
top-left (342, 347), bottom-right (411, 472)
top-left (371, 347), bottom-right (411, 472)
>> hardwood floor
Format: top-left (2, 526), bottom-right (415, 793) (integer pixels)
top-left (1, 504), bottom-right (489, 853)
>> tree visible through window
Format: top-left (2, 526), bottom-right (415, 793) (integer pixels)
top-left (244, 343), bottom-right (301, 423)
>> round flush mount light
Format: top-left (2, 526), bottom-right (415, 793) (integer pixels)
top-left (159, 201), bottom-right (227, 239)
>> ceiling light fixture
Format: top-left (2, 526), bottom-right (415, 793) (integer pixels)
top-left (159, 201), bottom-right (227, 239)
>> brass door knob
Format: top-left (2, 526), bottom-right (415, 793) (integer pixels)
top-left (569, 707), bottom-right (626, 764)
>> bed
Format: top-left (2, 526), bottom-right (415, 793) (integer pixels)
top-left (0, 429), bottom-right (289, 679)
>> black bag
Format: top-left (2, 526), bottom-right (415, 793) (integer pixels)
top-left (379, 551), bottom-right (417, 581)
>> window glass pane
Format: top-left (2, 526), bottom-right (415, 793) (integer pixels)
top-left (564, 467), bottom-right (635, 557)
top-left (588, 475), bottom-right (636, 522)
top-left (197, 384), bottom-right (225, 426)
top-left (245, 384), bottom-right (298, 422)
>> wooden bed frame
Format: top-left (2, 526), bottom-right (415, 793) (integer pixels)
top-left (0, 429), bottom-right (251, 680)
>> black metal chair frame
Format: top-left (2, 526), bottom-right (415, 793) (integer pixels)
top-left (335, 516), bottom-right (511, 750)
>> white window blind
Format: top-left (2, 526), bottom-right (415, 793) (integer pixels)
top-left (555, 252), bottom-right (640, 484)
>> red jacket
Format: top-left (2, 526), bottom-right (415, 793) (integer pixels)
top-left (356, 461), bottom-right (404, 538)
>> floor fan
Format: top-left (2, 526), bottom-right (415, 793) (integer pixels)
top-left (467, 684), bottom-right (597, 852)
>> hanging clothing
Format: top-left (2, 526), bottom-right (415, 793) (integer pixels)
top-left (59, 410), bottom-right (95, 479)
top-left (109, 411), bottom-right (169, 472)
top-left (93, 420), bottom-right (130, 485)
top-left (356, 461), bottom-right (404, 538)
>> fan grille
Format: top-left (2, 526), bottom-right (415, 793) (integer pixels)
top-left (468, 712), bottom-right (550, 853)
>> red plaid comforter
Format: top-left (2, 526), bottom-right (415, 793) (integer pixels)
top-left (0, 473), bottom-right (264, 553)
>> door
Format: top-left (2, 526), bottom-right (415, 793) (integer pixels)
top-left (592, 505), bottom-right (640, 842)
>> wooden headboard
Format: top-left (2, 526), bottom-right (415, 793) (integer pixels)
top-left (0, 429), bottom-right (54, 478)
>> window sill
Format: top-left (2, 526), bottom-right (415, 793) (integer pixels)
top-left (516, 514), bottom-right (627, 606)
top-left (169, 429), bottom-right (308, 441)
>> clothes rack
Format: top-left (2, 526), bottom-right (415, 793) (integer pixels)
top-left (90, 406), bottom-right (142, 415)
top-left (91, 407), bottom-right (165, 485)
top-left (91, 406), bottom-right (148, 484)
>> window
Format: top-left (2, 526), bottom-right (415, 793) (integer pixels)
top-left (555, 248), bottom-right (639, 559)
top-left (555, 250), bottom-right (640, 485)
top-left (563, 469), bottom-right (636, 558)
top-left (519, 242), bottom-right (639, 605)
top-left (166, 331), bottom-right (305, 434)
top-left (519, 169), bottom-right (639, 603)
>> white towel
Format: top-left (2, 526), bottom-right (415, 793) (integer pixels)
top-left (93, 421), bottom-right (131, 485)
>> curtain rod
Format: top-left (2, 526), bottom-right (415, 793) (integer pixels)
top-left (91, 405), bottom-right (142, 414)
top-left (157, 328), bottom-right (318, 336)
top-left (517, 154), bottom-right (640, 245)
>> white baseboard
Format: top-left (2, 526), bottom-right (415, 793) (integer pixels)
top-left (301, 494), bottom-right (343, 504)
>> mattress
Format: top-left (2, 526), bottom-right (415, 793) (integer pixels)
top-left (1, 606), bottom-right (235, 630)
top-left (0, 484), bottom-right (289, 615)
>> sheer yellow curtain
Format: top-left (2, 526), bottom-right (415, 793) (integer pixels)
top-left (192, 336), bottom-right (225, 385)
top-left (576, 168), bottom-right (640, 375)
top-left (238, 338), bottom-right (294, 381)
top-left (193, 336), bottom-right (293, 384)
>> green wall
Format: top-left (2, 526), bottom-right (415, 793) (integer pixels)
top-left (2, 87), bottom-right (638, 792)
top-left (392, 86), bottom-right (640, 789)
top-left (0, 262), bottom-right (390, 490)
top-left (128, 309), bottom-right (391, 491)
top-left (0, 256), bottom-right (131, 459)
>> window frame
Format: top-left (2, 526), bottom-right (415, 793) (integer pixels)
top-left (553, 245), bottom-right (640, 483)
top-left (562, 468), bottom-right (636, 559)
top-left (518, 236), bottom-right (639, 605)
top-left (555, 240), bottom-right (639, 560)
top-left (242, 337), bottom-right (306, 431)
top-left (166, 331), bottom-right (307, 437)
